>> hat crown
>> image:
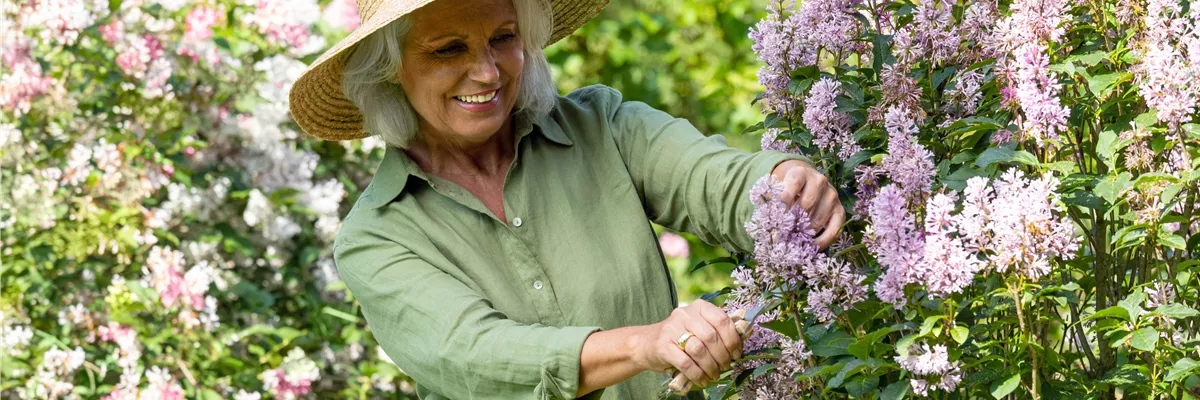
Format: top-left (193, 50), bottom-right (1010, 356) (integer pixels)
top-left (355, 0), bottom-right (386, 24)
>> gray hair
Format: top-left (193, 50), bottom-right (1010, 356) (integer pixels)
top-left (341, 0), bottom-right (558, 148)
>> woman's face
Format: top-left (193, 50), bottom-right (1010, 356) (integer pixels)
top-left (398, 0), bottom-right (524, 146)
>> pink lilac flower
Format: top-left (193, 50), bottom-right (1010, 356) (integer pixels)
top-left (914, 193), bottom-right (983, 297)
top-left (142, 246), bottom-right (220, 328)
top-left (242, 0), bottom-right (323, 55)
top-left (866, 184), bottom-right (924, 307)
top-left (882, 106), bottom-right (936, 201)
top-left (804, 77), bottom-right (860, 160)
top-left (761, 128), bottom-right (799, 153)
top-left (990, 0), bottom-right (1072, 145)
top-left (793, 0), bottom-right (865, 58)
top-left (745, 175), bottom-right (820, 284)
top-left (1146, 281), bottom-right (1176, 309)
top-left (870, 64), bottom-right (923, 123)
top-left (800, 256), bottom-right (868, 323)
top-left (658, 231), bottom-right (690, 259)
top-left (1007, 43), bottom-right (1070, 144)
top-left (730, 310), bottom-right (810, 400)
top-left (955, 171), bottom-right (1078, 280)
top-left (895, 0), bottom-right (960, 66)
top-left (144, 366), bottom-right (186, 400)
top-left (98, 18), bottom-right (125, 45)
top-left (322, 0), bottom-right (361, 31)
top-left (896, 343), bottom-right (963, 396)
top-left (1135, 42), bottom-right (1196, 131)
top-left (0, 41), bottom-right (55, 116)
top-left (115, 34), bottom-right (165, 79)
top-left (959, 1), bottom-right (1001, 63)
top-left (749, 1), bottom-right (805, 116)
top-left (262, 348), bottom-right (320, 400)
top-left (177, 6), bottom-right (223, 65)
top-left (945, 69), bottom-right (985, 119)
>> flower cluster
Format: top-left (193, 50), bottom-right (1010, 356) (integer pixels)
top-left (745, 175), bottom-right (820, 284)
top-left (896, 343), bottom-right (963, 396)
top-left (957, 171), bottom-right (1078, 279)
top-left (804, 77), bottom-right (860, 160)
top-left (261, 348), bottom-right (321, 400)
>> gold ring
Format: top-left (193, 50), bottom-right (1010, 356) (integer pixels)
top-left (676, 331), bottom-right (694, 350)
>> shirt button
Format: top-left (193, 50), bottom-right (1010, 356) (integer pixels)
top-left (533, 280), bottom-right (543, 290)
top-left (512, 217), bottom-right (523, 227)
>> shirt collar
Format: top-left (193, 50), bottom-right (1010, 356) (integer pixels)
top-left (359, 111), bottom-right (572, 210)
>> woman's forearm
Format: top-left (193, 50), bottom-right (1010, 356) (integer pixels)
top-left (576, 323), bottom-right (655, 396)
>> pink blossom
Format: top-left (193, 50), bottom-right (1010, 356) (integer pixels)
top-left (896, 343), bottom-right (963, 396)
top-left (882, 106), bottom-right (936, 200)
top-left (658, 232), bottom-right (690, 259)
top-left (98, 19), bottom-right (125, 45)
top-left (184, 6), bottom-right (220, 42)
top-left (745, 175), bottom-right (820, 284)
top-left (914, 193), bottom-right (983, 297)
top-left (262, 348), bottom-right (320, 400)
top-left (0, 42), bottom-right (55, 116)
top-left (803, 77), bottom-right (860, 160)
top-left (866, 184), bottom-right (924, 307)
top-left (116, 34), bottom-right (165, 78)
top-left (322, 0), bottom-right (361, 31)
top-left (760, 128), bottom-right (798, 153)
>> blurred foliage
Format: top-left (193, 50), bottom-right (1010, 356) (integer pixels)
top-left (547, 0), bottom-right (767, 150)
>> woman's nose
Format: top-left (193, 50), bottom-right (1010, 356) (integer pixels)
top-left (467, 49), bottom-right (500, 84)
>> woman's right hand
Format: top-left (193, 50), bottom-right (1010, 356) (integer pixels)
top-left (632, 301), bottom-right (742, 387)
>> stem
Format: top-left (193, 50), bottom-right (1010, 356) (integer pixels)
top-left (1010, 278), bottom-right (1040, 400)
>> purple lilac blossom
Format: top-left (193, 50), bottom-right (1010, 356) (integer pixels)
top-left (882, 106), bottom-right (936, 201)
top-left (896, 0), bottom-right (960, 66)
top-left (914, 193), bottom-right (983, 297)
top-left (853, 165), bottom-right (888, 220)
top-left (749, 2), bottom-right (805, 116)
top-left (866, 184), bottom-right (924, 307)
top-left (896, 343), bottom-right (964, 396)
top-left (956, 171), bottom-right (1079, 280)
top-left (870, 64), bottom-right (923, 123)
top-left (745, 175), bottom-right (820, 285)
top-left (1134, 2), bottom-right (1198, 132)
top-left (991, 0), bottom-right (1072, 145)
top-left (800, 256), bottom-right (868, 323)
top-left (761, 127), bottom-right (798, 154)
top-left (803, 77), bottom-right (860, 160)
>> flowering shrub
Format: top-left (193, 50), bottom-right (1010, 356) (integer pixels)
top-left (697, 0), bottom-right (1200, 398)
top-left (1, 0), bottom-right (415, 398)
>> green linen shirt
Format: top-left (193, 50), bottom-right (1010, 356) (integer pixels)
top-left (333, 85), bottom-right (808, 399)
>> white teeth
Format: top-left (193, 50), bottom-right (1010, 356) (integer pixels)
top-left (456, 90), bottom-right (496, 104)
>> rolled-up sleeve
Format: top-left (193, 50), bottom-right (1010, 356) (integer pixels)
top-left (580, 85), bottom-right (811, 253)
top-left (334, 228), bottom-right (602, 400)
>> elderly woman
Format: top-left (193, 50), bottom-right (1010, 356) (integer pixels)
top-left (288, 0), bottom-right (845, 398)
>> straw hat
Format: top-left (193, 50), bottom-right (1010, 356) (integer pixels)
top-left (288, 0), bottom-right (609, 141)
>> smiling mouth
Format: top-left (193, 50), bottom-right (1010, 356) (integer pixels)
top-left (454, 90), bottom-right (498, 104)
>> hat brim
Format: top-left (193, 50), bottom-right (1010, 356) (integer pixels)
top-left (288, 0), bottom-right (609, 141)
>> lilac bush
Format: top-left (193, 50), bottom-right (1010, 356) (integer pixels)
top-left (1, 0), bottom-right (412, 398)
top-left (687, 0), bottom-right (1200, 398)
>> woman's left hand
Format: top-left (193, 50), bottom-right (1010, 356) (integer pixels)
top-left (771, 160), bottom-right (845, 249)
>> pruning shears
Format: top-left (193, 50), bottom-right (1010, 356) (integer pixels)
top-left (658, 298), bottom-right (782, 398)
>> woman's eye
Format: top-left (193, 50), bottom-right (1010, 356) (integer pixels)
top-left (491, 33), bottom-right (516, 45)
top-left (434, 44), bottom-right (465, 56)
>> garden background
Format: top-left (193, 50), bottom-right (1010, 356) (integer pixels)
top-left (0, 0), bottom-right (757, 398)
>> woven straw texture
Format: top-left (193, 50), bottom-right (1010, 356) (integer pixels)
top-left (288, 0), bottom-right (610, 141)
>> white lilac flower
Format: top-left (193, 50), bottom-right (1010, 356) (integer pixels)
top-left (896, 343), bottom-right (963, 396)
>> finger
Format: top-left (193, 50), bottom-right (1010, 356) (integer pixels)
top-left (682, 333), bottom-right (720, 383)
top-left (798, 172), bottom-right (828, 214)
top-left (815, 203), bottom-right (846, 249)
top-left (779, 170), bottom-right (802, 208)
top-left (668, 342), bottom-right (709, 387)
top-left (811, 190), bottom-right (839, 232)
top-left (697, 305), bottom-right (740, 364)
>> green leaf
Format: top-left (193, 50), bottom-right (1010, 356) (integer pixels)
top-left (1073, 50), bottom-right (1108, 66)
top-left (829, 359), bottom-right (866, 388)
top-left (950, 326), bottom-right (969, 344)
top-left (322, 306), bottom-right (359, 323)
top-left (1135, 110), bottom-right (1158, 128)
top-left (1166, 358), bottom-right (1199, 382)
top-left (688, 257), bottom-right (736, 274)
top-left (975, 147), bottom-right (1039, 168)
top-left (919, 315), bottom-right (944, 337)
top-left (1129, 327), bottom-right (1158, 351)
top-left (843, 375), bottom-right (880, 398)
top-left (1096, 128), bottom-right (1121, 171)
top-left (1119, 288), bottom-right (1147, 320)
top-left (990, 374), bottom-right (1021, 398)
top-left (1159, 233), bottom-right (1187, 250)
top-left (1083, 306), bottom-right (1131, 322)
top-left (1155, 303), bottom-right (1200, 319)
top-left (1095, 172), bottom-right (1133, 205)
top-left (1087, 72), bottom-right (1131, 100)
top-left (761, 318), bottom-right (800, 340)
top-left (848, 327), bottom-right (899, 360)
top-left (881, 380), bottom-right (910, 400)
top-left (810, 330), bottom-right (854, 357)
